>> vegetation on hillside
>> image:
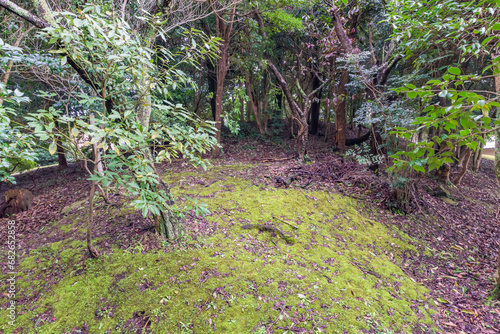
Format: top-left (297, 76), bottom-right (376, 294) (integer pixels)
top-left (0, 0), bottom-right (499, 332)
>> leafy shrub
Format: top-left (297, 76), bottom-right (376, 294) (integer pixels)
top-left (345, 142), bottom-right (384, 166)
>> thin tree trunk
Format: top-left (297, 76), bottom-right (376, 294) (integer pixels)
top-left (207, 57), bottom-right (217, 120)
top-left (211, 4), bottom-right (236, 158)
top-left (496, 127), bottom-right (500, 286)
top-left (335, 68), bottom-right (348, 153)
top-left (268, 62), bottom-right (308, 160)
top-left (324, 88), bottom-right (333, 143)
top-left (212, 49), bottom-right (226, 158)
top-left (89, 114), bottom-right (103, 174)
top-left (239, 93), bottom-right (244, 121)
top-left (472, 139), bottom-right (484, 172)
top-left (87, 161), bottom-right (99, 258)
top-left (55, 120), bottom-right (68, 170)
top-left (56, 139), bottom-right (67, 169)
top-left (244, 70), bottom-right (264, 133)
top-left (137, 72), bottom-right (181, 239)
top-left (494, 55), bottom-right (500, 287)
top-left (453, 148), bottom-right (472, 186)
top-left (310, 76), bottom-right (322, 135)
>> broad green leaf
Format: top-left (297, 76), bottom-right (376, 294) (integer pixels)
top-left (407, 91), bottom-right (418, 99)
top-left (49, 140), bottom-right (57, 155)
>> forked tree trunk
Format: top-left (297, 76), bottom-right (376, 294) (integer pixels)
top-left (457, 146), bottom-right (470, 168)
top-left (453, 148), bottom-right (472, 186)
top-left (268, 62), bottom-right (309, 160)
top-left (244, 70), bottom-right (264, 133)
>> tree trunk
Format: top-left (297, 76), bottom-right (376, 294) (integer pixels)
top-left (211, 4), bottom-right (236, 158)
top-left (275, 91), bottom-right (283, 119)
top-left (89, 114), bottom-right (103, 174)
top-left (53, 120), bottom-right (68, 170)
top-left (87, 158), bottom-right (99, 258)
top-left (457, 146), bottom-right (469, 168)
top-left (496, 128), bottom-right (500, 286)
top-left (239, 94), bottom-right (244, 121)
top-left (207, 57), bottom-right (217, 121)
top-left (494, 56), bottom-right (500, 288)
top-left (212, 50), bottom-right (226, 158)
top-left (244, 70), bottom-right (264, 133)
top-left (56, 137), bottom-right (68, 170)
top-left (472, 139), bottom-right (484, 172)
top-left (268, 62), bottom-right (308, 160)
top-left (335, 68), bottom-right (348, 153)
top-left (309, 76), bottom-right (322, 135)
top-left (137, 74), bottom-right (181, 240)
top-left (453, 148), bottom-right (472, 186)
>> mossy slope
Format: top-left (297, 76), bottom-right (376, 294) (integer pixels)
top-left (1, 164), bottom-right (436, 333)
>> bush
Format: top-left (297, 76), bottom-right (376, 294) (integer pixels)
top-left (9, 157), bottom-right (36, 173)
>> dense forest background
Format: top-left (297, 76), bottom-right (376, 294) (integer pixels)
top-left (1, 0), bottom-right (500, 333)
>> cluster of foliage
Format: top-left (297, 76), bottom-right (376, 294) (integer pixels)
top-left (387, 0), bottom-right (500, 173)
top-left (0, 38), bottom-right (35, 183)
top-left (28, 6), bottom-right (218, 219)
top-left (1, 0), bottom-right (499, 286)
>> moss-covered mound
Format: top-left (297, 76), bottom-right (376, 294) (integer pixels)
top-left (1, 164), bottom-right (437, 333)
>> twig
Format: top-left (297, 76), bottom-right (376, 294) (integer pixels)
top-left (272, 215), bottom-right (298, 230)
top-left (258, 156), bottom-right (297, 163)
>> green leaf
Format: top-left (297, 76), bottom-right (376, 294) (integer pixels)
top-left (414, 165), bottom-right (425, 173)
top-left (407, 91), bottom-right (418, 99)
top-left (491, 23), bottom-right (500, 30)
top-left (49, 140), bottom-right (57, 155)
top-left (448, 67), bottom-right (461, 75)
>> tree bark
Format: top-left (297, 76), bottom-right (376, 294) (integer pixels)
top-left (0, 0), bottom-right (52, 28)
top-left (472, 138), bottom-right (484, 172)
top-left (55, 120), bottom-right (68, 170)
top-left (207, 57), bottom-right (217, 121)
top-left (211, 4), bottom-right (237, 158)
top-left (87, 159), bottom-right (99, 258)
top-left (335, 68), bottom-right (348, 153)
top-left (309, 76), bottom-right (322, 135)
top-left (453, 148), bottom-right (471, 186)
top-left (244, 70), bottom-right (266, 134)
top-left (137, 72), bottom-right (181, 240)
top-left (268, 62), bottom-right (308, 159)
top-left (494, 55), bottom-right (500, 287)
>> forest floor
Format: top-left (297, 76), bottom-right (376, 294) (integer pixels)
top-left (0, 133), bottom-right (499, 333)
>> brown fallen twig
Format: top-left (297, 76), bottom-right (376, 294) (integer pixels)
top-left (272, 215), bottom-right (298, 230)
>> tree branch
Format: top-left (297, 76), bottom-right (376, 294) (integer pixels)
top-left (0, 0), bottom-right (49, 28)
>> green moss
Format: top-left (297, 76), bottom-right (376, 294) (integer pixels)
top-left (1, 164), bottom-right (438, 333)
top-left (61, 199), bottom-right (88, 216)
